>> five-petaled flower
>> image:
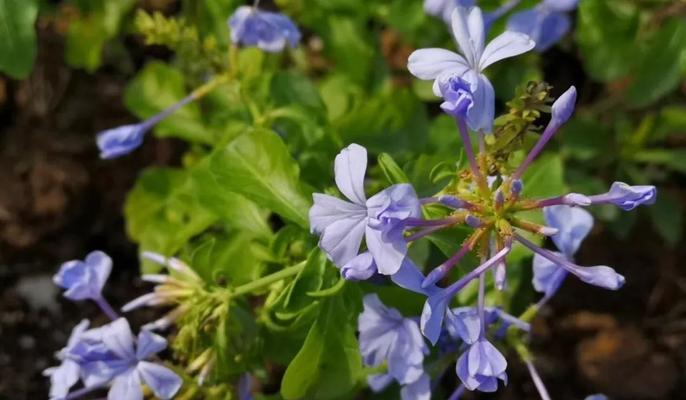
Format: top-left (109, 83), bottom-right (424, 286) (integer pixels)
top-left (408, 6), bottom-right (535, 133)
top-left (309, 144), bottom-right (422, 276)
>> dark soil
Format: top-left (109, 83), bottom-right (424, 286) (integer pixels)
top-left (1, 11), bottom-right (685, 400)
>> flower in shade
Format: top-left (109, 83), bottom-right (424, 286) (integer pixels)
top-left (309, 144), bottom-right (421, 275)
top-left (228, 6), bottom-right (301, 52)
top-left (408, 6), bottom-right (534, 132)
top-left (456, 338), bottom-right (508, 392)
top-left (507, 0), bottom-right (578, 51)
top-left (585, 395), bottom-right (608, 400)
top-left (359, 294), bottom-right (429, 396)
top-left (122, 252), bottom-right (203, 331)
top-left (80, 318), bottom-right (182, 400)
top-left (43, 320), bottom-right (91, 399)
top-left (532, 205), bottom-right (593, 297)
top-left (54, 251), bottom-right (112, 301)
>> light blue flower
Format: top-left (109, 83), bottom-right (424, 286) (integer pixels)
top-left (309, 144), bottom-right (422, 275)
top-left (507, 0), bottom-right (578, 51)
top-left (359, 294), bottom-right (429, 398)
top-left (408, 6), bottom-right (535, 132)
top-left (532, 205), bottom-right (593, 297)
top-left (588, 182), bottom-right (657, 211)
top-left (43, 320), bottom-right (91, 399)
top-left (54, 251), bottom-right (112, 301)
top-left (80, 318), bottom-right (182, 400)
top-left (97, 93), bottom-right (194, 159)
top-left (456, 338), bottom-right (508, 392)
top-left (439, 76), bottom-right (474, 118)
top-left (518, 207), bottom-right (624, 293)
top-left (229, 6), bottom-right (301, 53)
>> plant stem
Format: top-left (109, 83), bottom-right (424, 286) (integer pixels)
top-left (94, 296), bottom-right (119, 321)
top-left (231, 261), bottom-right (306, 297)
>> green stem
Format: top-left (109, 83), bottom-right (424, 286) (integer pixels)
top-left (190, 74), bottom-right (230, 101)
top-left (230, 261), bottom-right (306, 297)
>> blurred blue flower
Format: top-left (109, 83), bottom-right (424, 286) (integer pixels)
top-left (81, 318), bottom-right (182, 400)
top-left (408, 6), bottom-right (534, 132)
top-left (43, 320), bottom-right (91, 399)
top-left (585, 395), bottom-right (609, 400)
top-left (359, 294), bottom-right (429, 397)
top-left (425, 0), bottom-right (521, 29)
top-left (54, 251), bottom-right (111, 302)
top-left (309, 144), bottom-right (421, 275)
top-left (456, 338), bottom-right (508, 392)
top-left (532, 205), bottom-right (594, 297)
top-left (229, 6), bottom-right (301, 53)
top-left (97, 93), bottom-right (194, 159)
top-left (507, 0), bottom-right (578, 51)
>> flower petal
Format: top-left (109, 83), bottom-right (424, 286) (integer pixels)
top-left (536, 12), bottom-right (571, 51)
top-left (532, 253), bottom-right (567, 295)
top-left (466, 72), bottom-right (495, 133)
top-left (365, 225), bottom-right (407, 275)
top-left (407, 48), bottom-right (469, 80)
top-left (137, 361), bottom-right (183, 400)
top-left (478, 31), bottom-right (535, 70)
top-left (85, 250), bottom-right (113, 292)
top-left (136, 329), bottom-right (168, 360)
top-left (108, 370), bottom-right (143, 400)
top-left (341, 252), bottom-right (377, 281)
top-left (450, 6), bottom-right (485, 66)
top-left (309, 193), bottom-right (366, 235)
top-left (102, 318), bottom-right (136, 360)
top-left (334, 143), bottom-right (368, 204)
top-left (318, 212), bottom-right (367, 267)
top-left (544, 205), bottom-right (593, 257)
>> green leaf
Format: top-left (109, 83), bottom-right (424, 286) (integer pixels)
top-left (577, 0), bottom-right (639, 82)
top-left (124, 61), bottom-right (213, 144)
top-left (633, 149), bottom-right (686, 174)
top-left (280, 288), bottom-right (362, 399)
top-left (65, 0), bottom-right (136, 71)
top-left (189, 159), bottom-right (273, 239)
top-left (277, 249), bottom-right (327, 314)
top-left (0, 0), bottom-right (38, 78)
top-left (210, 128), bottom-right (313, 228)
top-left (378, 153), bottom-right (410, 185)
top-left (627, 20), bottom-right (686, 107)
top-left (124, 168), bottom-right (217, 272)
top-left (649, 192), bottom-right (683, 246)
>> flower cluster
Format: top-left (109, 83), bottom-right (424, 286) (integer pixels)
top-left (46, 251), bottom-right (182, 400)
top-left (309, 5), bottom-right (655, 399)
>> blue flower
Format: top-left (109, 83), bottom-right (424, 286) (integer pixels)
top-left (358, 294), bottom-right (428, 384)
top-left (309, 144), bottom-right (422, 275)
top-left (424, 0), bottom-right (475, 22)
top-left (456, 338), bottom-right (508, 392)
top-left (43, 320), bottom-right (91, 399)
top-left (97, 124), bottom-right (148, 159)
top-left (359, 294), bottom-right (429, 397)
top-left (54, 251), bottom-right (112, 301)
top-left (588, 182), bottom-right (657, 210)
top-left (408, 6), bottom-right (535, 132)
top-left (229, 6), bottom-right (301, 53)
top-left (97, 93), bottom-right (194, 159)
top-left (80, 318), bottom-right (182, 400)
top-left (507, 0), bottom-right (578, 52)
top-left (532, 205), bottom-right (594, 297)
top-left (439, 76), bottom-right (474, 118)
